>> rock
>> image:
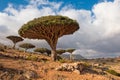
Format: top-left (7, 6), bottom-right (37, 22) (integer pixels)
top-left (67, 65), bottom-right (74, 71)
top-left (17, 75), bottom-right (28, 80)
top-left (72, 62), bottom-right (79, 69)
top-left (55, 62), bottom-right (86, 74)
top-left (62, 63), bottom-right (69, 69)
top-left (101, 67), bottom-right (109, 71)
top-left (23, 70), bottom-right (38, 79)
top-left (93, 63), bottom-right (101, 67)
top-left (55, 67), bottom-right (62, 71)
top-left (73, 69), bottom-right (81, 74)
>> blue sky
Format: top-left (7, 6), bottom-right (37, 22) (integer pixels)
top-left (0, 0), bottom-right (120, 59)
top-left (0, 0), bottom-right (28, 11)
top-left (0, 0), bottom-right (114, 11)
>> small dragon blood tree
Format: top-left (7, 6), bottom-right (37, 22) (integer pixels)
top-left (19, 43), bottom-right (35, 52)
top-left (6, 35), bottom-right (23, 49)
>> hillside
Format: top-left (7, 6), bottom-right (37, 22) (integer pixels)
top-left (0, 49), bottom-right (120, 80)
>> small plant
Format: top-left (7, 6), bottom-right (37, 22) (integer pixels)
top-left (26, 54), bottom-right (38, 61)
top-left (83, 62), bottom-right (91, 68)
top-left (59, 59), bottom-right (66, 63)
top-left (106, 69), bottom-right (120, 77)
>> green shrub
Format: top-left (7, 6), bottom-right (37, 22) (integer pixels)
top-left (83, 62), bottom-right (91, 68)
top-left (106, 69), bottom-right (120, 77)
top-left (59, 59), bottom-right (66, 63)
top-left (26, 55), bottom-right (38, 61)
top-left (57, 55), bottom-right (63, 60)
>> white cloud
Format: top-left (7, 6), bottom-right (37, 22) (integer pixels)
top-left (0, 0), bottom-right (120, 58)
top-left (92, 0), bottom-right (120, 38)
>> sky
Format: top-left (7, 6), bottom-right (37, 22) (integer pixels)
top-left (0, 0), bottom-right (120, 59)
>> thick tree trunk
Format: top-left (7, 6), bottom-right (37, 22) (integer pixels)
top-left (46, 37), bottom-right (58, 61)
top-left (51, 49), bottom-right (57, 61)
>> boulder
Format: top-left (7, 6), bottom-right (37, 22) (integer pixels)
top-left (73, 69), bottom-right (81, 74)
top-left (55, 62), bottom-right (86, 74)
top-left (23, 70), bottom-right (38, 79)
top-left (17, 75), bottom-right (28, 80)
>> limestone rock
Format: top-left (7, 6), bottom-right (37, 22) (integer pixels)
top-left (23, 70), bottom-right (38, 79)
top-left (55, 62), bottom-right (86, 74)
top-left (73, 69), bottom-right (81, 74)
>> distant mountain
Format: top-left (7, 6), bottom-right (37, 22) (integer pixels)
top-left (60, 53), bottom-right (85, 60)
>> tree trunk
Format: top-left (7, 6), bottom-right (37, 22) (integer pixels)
top-left (13, 43), bottom-right (16, 49)
top-left (70, 53), bottom-right (72, 60)
top-left (51, 49), bottom-right (57, 61)
top-left (46, 37), bottom-right (58, 61)
top-left (24, 48), bottom-right (27, 53)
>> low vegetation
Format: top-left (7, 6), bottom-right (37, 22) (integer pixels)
top-left (106, 69), bottom-right (120, 77)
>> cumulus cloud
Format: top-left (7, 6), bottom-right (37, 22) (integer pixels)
top-left (0, 0), bottom-right (120, 58)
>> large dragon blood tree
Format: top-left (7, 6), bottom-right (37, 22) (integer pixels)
top-left (18, 15), bottom-right (79, 61)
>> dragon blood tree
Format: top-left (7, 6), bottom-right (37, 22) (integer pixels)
top-left (34, 48), bottom-right (51, 56)
top-left (19, 43), bottom-right (35, 52)
top-left (6, 35), bottom-right (23, 49)
top-left (66, 48), bottom-right (75, 60)
top-left (18, 15), bottom-right (79, 61)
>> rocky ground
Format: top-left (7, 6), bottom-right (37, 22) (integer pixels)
top-left (0, 49), bottom-right (120, 80)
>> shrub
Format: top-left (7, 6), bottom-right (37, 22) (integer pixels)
top-left (83, 62), bottom-right (91, 68)
top-left (59, 59), bottom-right (66, 63)
top-left (106, 69), bottom-right (120, 77)
top-left (26, 55), bottom-right (38, 61)
top-left (0, 46), bottom-right (4, 52)
top-left (57, 55), bottom-right (63, 60)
